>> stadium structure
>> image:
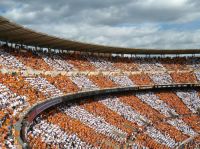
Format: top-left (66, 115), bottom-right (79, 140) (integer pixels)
top-left (0, 16), bottom-right (199, 149)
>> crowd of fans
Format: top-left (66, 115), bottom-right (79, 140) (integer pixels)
top-left (28, 117), bottom-right (93, 149)
top-left (70, 75), bottom-right (99, 91)
top-left (176, 90), bottom-right (200, 113)
top-left (149, 73), bottom-right (173, 85)
top-left (0, 50), bottom-right (26, 70)
top-left (99, 96), bottom-right (177, 148)
top-left (24, 76), bottom-right (64, 98)
top-left (10, 50), bottom-right (52, 71)
top-left (27, 90), bottom-right (200, 148)
top-left (171, 72), bottom-right (197, 84)
top-left (0, 83), bottom-right (27, 117)
top-left (1, 47), bottom-right (200, 73)
top-left (135, 92), bottom-right (197, 136)
top-left (85, 56), bottom-right (119, 71)
top-left (129, 73), bottom-right (153, 86)
top-left (39, 53), bottom-right (75, 71)
top-left (160, 57), bottom-right (190, 71)
top-left (135, 58), bottom-right (166, 72)
top-left (0, 46), bottom-right (199, 148)
top-left (0, 82), bottom-right (27, 149)
top-left (108, 75), bottom-right (135, 87)
top-left (42, 74), bottom-right (79, 94)
top-left (63, 54), bottom-right (96, 71)
top-left (88, 75), bottom-right (117, 88)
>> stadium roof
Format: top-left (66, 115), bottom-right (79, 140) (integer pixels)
top-left (0, 16), bottom-right (200, 54)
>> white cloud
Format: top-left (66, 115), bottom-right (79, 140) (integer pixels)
top-left (141, 0), bottom-right (188, 8)
top-left (1, 0), bottom-right (200, 49)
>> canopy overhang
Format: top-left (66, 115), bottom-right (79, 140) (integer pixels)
top-left (0, 16), bottom-right (200, 55)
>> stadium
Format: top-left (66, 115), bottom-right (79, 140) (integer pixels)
top-left (0, 8), bottom-right (200, 149)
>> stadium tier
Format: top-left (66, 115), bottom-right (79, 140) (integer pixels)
top-left (0, 16), bottom-right (199, 149)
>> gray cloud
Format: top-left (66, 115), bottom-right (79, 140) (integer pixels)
top-left (1, 0), bottom-right (200, 49)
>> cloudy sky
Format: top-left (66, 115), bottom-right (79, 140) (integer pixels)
top-left (1, 0), bottom-right (200, 49)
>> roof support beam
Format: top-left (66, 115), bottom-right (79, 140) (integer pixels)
top-left (38, 41), bottom-right (69, 49)
top-left (0, 31), bottom-right (29, 38)
top-left (12, 34), bottom-right (45, 43)
top-left (48, 41), bottom-right (69, 49)
top-left (2, 33), bottom-right (34, 42)
top-left (0, 33), bottom-right (31, 43)
top-left (0, 27), bottom-right (22, 34)
top-left (31, 38), bottom-right (58, 47)
top-left (0, 20), bottom-right (8, 25)
top-left (56, 43), bottom-right (79, 50)
top-left (69, 44), bottom-right (93, 51)
top-left (63, 43), bottom-right (89, 50)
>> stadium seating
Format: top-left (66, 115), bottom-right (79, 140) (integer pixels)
top-left (0, 46), bottom-right (199, 148)
top-left (27, 90), bottom-right (200, 148)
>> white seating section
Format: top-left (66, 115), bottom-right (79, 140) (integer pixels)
top-left (167, 119), bottom-right (196, 136)
top-left (70, 75), bottom-right (99, 91)
top-left (188, 58), bottom-right (200, 69)
top-left (149, 73), bottom-right (172, 85)
top-left (41, 54), bottom-right (64, 71)
top-left (131, 144), bottom-right (149, 149)
top-left (145, 126), bottom-right (176, 148)
top-left (0, 50), bottom-right (26, 69)
top-left (135, 59), bottom-right (166, 71)
top-left (99, 97), bottom-right (150, 126)
top-left (86, 56), bottom-right (117, 71)
top-left (176, 90), bottom-right (200, 113)
top-left (53, 55), bottom-right (75, 71)
top-left (0, 83), bottom-right (28, 116)
top-left (136, 92), bottom-right (196, 136)
top-left (59, 104), bottom-right (127, 143)
top-left (194, 72), bottom-right (200, 82)
top-left (99, 97), bottom-right (177, 148)
top-left (39, 53), bottom-right (75, 71)
top-left (136, 92), bottom-right (177, 117)
top-left (28, 118), bottom-right (93, 148)
top-left (108, 75), bottom-right (135, 87)
top-left (25, 76), bottom-right (64, 98)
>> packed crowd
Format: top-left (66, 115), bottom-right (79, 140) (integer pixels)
top-left (70, 75), bottom-right (99, 91)
top-left (160, 57), bottom-right (190, 71)
top-left (135, 92), bottom-right (197, 136)
top-left (0, 72), bottom-right (67, 148)
top-left (9, 50), bottom-right (52, 71)
top-left (0, 82), bottom-right (28, 149)
top-left (28, 117), bottom-right (93, 149)
top-left (0, 46), bottom-right (200, 148)
top-left (129, 73), bottom-right (153, 86)
top-left (0, 69), bottom-right (199, 148)
top-left (176, 90), bottom-right (200, 113)
top-left (149, 73), bottom-right (173, 85)
top-left (24, 76), bottom-right (64, 98)
top-left (0, 50), bottom-right (26, 70)
top-left (171, 72), bottom-right (197, 84)
top-left (85, 56), bottom-right (118, 71)
top-left (135, 58), bottom-right (166, 72)
top-left (39, 53), bottom-right (76, 71)
top-left (27, 90), bottom-right (200, 148)
top-left (108, 75), bottom-right (135, 87)
top-left (1, 47), bottom-right (200, 74)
